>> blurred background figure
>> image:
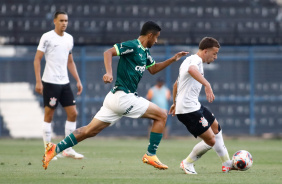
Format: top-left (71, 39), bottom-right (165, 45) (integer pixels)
top-left (147, 77), bottom-right (171, 139)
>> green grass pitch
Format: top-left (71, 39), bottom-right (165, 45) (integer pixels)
top-left (0, 137), bottom-right (281, 184)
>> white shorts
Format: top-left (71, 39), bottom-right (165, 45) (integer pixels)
top-left (94, 91), bottom-right (150, 124)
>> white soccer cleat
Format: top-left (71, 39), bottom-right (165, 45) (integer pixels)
top-left (51, 156), bottom-right (58, 161)
top-left (180, 160), bottom-right (197, 174)
top-left (62, 147), bottom-right (84, 159)
top-left (222, 160), bottom-right (234, 173)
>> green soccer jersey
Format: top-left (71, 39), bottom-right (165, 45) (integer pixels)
top-left (111, 39), bottom-right (155, 94)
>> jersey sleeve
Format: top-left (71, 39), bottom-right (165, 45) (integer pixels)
top-left (146, 50), bottom-right (155, 69)
top-left (114, 41), bottom-right (135, 56)
top-left (37, 33), bottom-right (48, 53)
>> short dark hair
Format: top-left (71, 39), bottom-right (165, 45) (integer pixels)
top-left (140, 21), bottom-right (161, 36)
top-left (199, 37), bottom-right (220, 50)
top-left (53, 11), bottom-right (67, 19)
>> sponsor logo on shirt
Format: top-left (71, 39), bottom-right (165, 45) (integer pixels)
top-left (121, 49), bottom-right (134, 55)
top-left (135, 65), bottom-right (146, 73)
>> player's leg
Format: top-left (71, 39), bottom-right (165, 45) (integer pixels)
top-left (60, 83), bottom-right (79, 138)
top-left (43, 106), bottom-right (55, 148)
top-left (62, 105), bottom-right (84, 159)
top-left (141, 102), bottom-right (168, 169)
top-left (180, 128), bottom-right (214, 174)
top-left (64, 105), bottom-right (77, 138)
top-left (43, 91), bottom-right (116, 169)
top-left (42, 117), bottom-right (110, 169)
top-left (121, 92), bottom-right (167, 169)
top-left (210, 120), bottom-right (230, 162)
top-left (58, 118), bottom-right (110, 149)
top-left (142, 102), bottom-right (167, 133)
top-left (42, 82), bottom-right (59, 161)
top-left (210, 119), bottom-right (233, 172)
top-left (202, 106), bottom-right (233, 172)
top-left (59, 83), bottom-right (84, 158)
top-left (177, 107), bottom-right (215, 174)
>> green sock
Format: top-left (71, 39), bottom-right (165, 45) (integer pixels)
top-left (147, 132), bottom-right (163, 155)
top-left (55, 133), bottom-right (78, 153)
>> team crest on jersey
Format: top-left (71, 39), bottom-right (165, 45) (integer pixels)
top-left (199, 117), bottom-right (208, 127)
top-left (49, 97), bottom-right (57, 107)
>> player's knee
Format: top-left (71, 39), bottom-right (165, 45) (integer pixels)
top-left (44, 114), bottom-right (53, 122)
top-left (210, 139), bottom-right (216, 147)
top-left (67, 110), bottom-right (78, 121)
top-left (159, 109), bottom-right (167, 123)
top-left (205, 136), bottom-right (216, 147)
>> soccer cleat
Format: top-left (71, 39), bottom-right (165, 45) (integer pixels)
top-left (142, 153), bottom-right (168, 170)
top-left (180, 160), bottom-right (197, 174)
top-left (42, 143), bottom-right (57, 170)
top-left (222, 160), bottom-right (234, 173)
top-left (62, 147), bottom-right (84, 159)
top-left (51, 156), bottom-right (58, 161)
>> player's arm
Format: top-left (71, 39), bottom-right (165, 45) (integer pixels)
top-left (169, 80), bottom-right (177, 116)
top-left (103, 47), bottom-right (117, 83)
top-left (148, 51), bottom-right (188, 75)
top-left (34, 50), bottom-right (44, 95)
top-left (188, 65), bottom-right (215, 103)
top-left (67, 53), bottom-right (83, 95)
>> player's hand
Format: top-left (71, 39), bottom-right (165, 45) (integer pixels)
top-left (173, 51), bottom-right (189, 62)
top-left (169, 104), bottom-right (176, 116)
top-left (103, 73), bottom-right (113, 83)
top-left (77, 81), bottom-right (83, 95)
top-left (205, 85), bottom-right (215, 103)
top-left (35, 82), bottom-right (43, 95)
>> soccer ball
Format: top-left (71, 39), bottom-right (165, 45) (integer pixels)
top-left (232, 150), bottom-right (253, 171)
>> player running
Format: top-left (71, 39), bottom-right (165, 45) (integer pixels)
top-left (42, 21), bottom-right (188, 170)
top-left (169, 37), bottom-right (236, 174)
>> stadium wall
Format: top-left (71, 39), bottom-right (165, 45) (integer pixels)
top-left (0, 45), bottom-right (282, 137)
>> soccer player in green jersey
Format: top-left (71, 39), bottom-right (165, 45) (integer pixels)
top-left (42, 21), bottom-right (188, 170)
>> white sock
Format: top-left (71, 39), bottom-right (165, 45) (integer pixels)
top-left (212, 130), bottom-right (230, 163)
top-left (64, 121), bottom-right (77, 151)
top-left (42, 121), bottom-right (52, 148)
top-left (185, 140), bottom-right (212, 164)
top-left (65, 121), bottom-right (76, 137)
